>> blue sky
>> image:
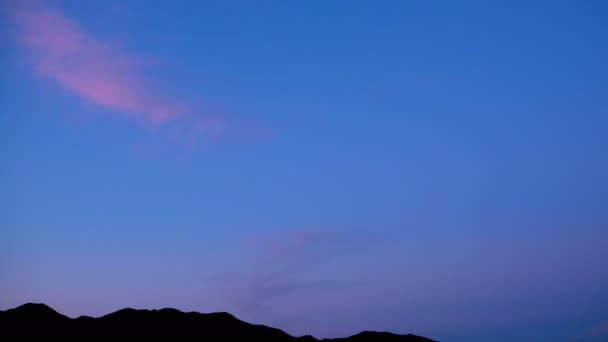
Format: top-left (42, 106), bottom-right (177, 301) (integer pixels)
top-left (1, 1), bottom-right (607, 341)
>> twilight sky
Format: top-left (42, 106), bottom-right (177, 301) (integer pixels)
top-left (1, 1), bottom-right (607, 341)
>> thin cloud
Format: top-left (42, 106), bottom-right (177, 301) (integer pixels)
top-left (223, 228), bottom-right (345, 315)
top-left (9, 1), bottom-right (180, 125)
top-left (5, 0), bottom-right (243, 149)
top-left (586, 318), bottom-right (608, 341)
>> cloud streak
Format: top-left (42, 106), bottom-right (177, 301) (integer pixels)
top-left (222, 228), bottom-right (345, 316)
top-left (4, 0), bottom-right (249, 150)
top-left (9, 1), bottom-right (181, 125)
top-left (585, 318), bottom-right (608, 340)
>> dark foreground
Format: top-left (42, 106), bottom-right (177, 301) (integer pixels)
top-left (0, 303), bottom-right (435, 341)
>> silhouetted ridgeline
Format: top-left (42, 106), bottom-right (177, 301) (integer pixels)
top-left (0, 303), bottom-right (436, 341)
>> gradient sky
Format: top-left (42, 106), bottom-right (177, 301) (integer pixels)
top-left (1, 1), bottom-right (607, 341)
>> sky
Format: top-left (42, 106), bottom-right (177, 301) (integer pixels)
top-left (0, 0), bottom-right (607, 341)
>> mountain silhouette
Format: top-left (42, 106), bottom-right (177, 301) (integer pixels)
top-left (0, 303), bottom-right (436, 341)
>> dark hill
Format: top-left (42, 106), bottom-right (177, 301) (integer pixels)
top-left (0, 303), bottom-right (436, 341)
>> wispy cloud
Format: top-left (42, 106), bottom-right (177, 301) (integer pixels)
top-left (211, 228), bottom-right (404, 338)
top-left (8, 1), bottom-right (180, 124)
top-left (4, 1), bottom-right (243, 149)
top-left (222, 228), bottom-right (346, 315)
top-left (585, 318), bottom-right (608, 341)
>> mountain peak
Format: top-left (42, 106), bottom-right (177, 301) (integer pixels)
top-left (206, 311), bottom-right (238, 320)
top-left (341, 331), bottom-right (436, 341)
top-left (15, 302), bottom-right (54, 311)
top-left (10, 303), bottom-right (65, 318)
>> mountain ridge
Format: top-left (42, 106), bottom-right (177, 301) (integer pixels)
top-left (0, 303), bottom-right (436, 341)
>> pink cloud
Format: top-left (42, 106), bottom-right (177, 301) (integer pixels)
top-left (9, 2), bottom-right (181, 125)
top-left (586, 318), bottom-right (608, 339)
top-left (5, 1), bottom-right (272, 152)
top-left (219, 228), bottom-right (340, 315)
top-left (243, 229), bottom-right (333, 267)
